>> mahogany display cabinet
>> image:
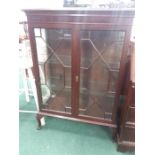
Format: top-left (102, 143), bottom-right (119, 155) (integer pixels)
top-left (23, 9), bottom-right (134, 141)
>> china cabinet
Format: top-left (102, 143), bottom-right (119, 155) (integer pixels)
top-left (24, 9), bottom-right (134, 140)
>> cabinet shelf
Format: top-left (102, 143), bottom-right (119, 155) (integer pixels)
top-left (40, 58), bottom-right (120, 71)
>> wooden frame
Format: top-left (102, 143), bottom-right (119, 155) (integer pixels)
top-left (117, 42), bottom-right (135, 151)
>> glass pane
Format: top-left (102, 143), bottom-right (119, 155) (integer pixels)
top-left (34, 28), bottom-right (72, 114)
top-left (79, 30), bottom-right (125, 120)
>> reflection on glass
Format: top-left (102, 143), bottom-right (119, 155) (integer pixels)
top-left (64, 0), bottom-right (135, 8)
top-left (79, 30), bottom-right (125, 120)
top-left (34, 28), bottom-right (72, 114)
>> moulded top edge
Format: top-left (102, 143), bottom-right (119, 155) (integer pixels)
top-left (22, 8), bottom-right (135, 16)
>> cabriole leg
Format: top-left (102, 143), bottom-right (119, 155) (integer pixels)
top-left (36, 114), bottom-right (43, 130)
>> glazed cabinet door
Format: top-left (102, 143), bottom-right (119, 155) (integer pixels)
top-left (33, 28), bottom-right (73, 115)
top-left (78, 29), bottom-right (125, 121)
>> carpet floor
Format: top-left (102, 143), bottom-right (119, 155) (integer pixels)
top-left (19, 95), bottom-right (134, 155)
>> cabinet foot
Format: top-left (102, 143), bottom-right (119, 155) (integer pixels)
top-left (36, 113), bottom-right (44, 130)
top-left (112, 128), bottom-right (117, 142)
top-left (117, 143), bottom-right (135, 152)
top-left (37, 126), bottom-right (41, 130)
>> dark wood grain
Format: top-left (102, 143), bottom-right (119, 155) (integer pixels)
top-left (117, 41), bottom-right (135, 151)
top-left (130, 42), bottom-right (135, 83)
